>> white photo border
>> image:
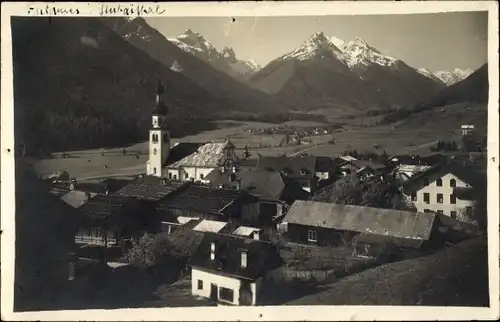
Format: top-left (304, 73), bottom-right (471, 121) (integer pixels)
top-left (1, 1), bottom-right (499, 321)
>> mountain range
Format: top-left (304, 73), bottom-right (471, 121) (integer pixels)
top-left (11, 17), bottom-right (487, 154)
top-left (247, 32), bottom-right (448, 109)
top-left (381, 63), bottom-right (488, 133)
top-left (167, 29), bottom-right (261, 81)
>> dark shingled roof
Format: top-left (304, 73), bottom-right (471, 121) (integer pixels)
top-left (78, 194), bottom-right (138, 218)
top-left (342, 159), bottom-right (387, 171)
top-left (390, 154), bottom-right (446, 166)
top-left (315, 156), bottom-right (338, 173)
top-left (112, 175), bottom-right (187, 201)
top-left (256, 155), bottom-right (317, 179)
top-left (205, 168), bottom-right (310, 202)
top-left (189, 233), bottom-right (284, 280)
top-left (158, 185), bottom-right (252, 213)
top-left (164, 142), bottom-right (206, 167)
top-left (402, 161), bottom-right (485, 194)
top-left (283, 200), bottom-right (436, 249)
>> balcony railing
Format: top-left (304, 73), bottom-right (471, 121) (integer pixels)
top-left (75, 235), bottom-right (117, 246)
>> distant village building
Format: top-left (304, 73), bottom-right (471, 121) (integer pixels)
top-left (461, 124), bottom-right (475, 136)
top-left (189, 234), bottom-right (284, 306)
top-left (401, 162), bottom-right (483, 221)
top-left (337, 159), bottom-right (388, 180)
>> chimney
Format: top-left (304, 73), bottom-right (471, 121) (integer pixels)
top-left (67, 251), bottom-right (77, 281)
top-left (210, 242), bottom-right (216, 261)
top-left (241, 250), bottom-right (248, 268)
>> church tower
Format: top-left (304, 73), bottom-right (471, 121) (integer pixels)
top-left (147, 81), bottom-right (170, 177)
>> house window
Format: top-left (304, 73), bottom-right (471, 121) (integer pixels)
top-left (153, 148), bottom-right (157, 155)
top-left (173, 174), bottom-right (177, 180)
top-left (411, 192), bottom-right (417, 201)
top-left (168, 173), bottom-right (172, 179)
top-left (153, 167), bottom-right (157, 175)
top-left (200, 173), bottom-right (204, 180)
top-left (152, 133), bottom-right (159, 143)
top-left (424, 209), bottom-right (432, 213)
top-left (450, 179), bottom-right (456, 187)
top-left (197, 280), bottom-right (203, 290)
top-left (219, 287), bottom-right (234, 302)
top-left (466, 206), bottom-right (473, 216)
top-left (450, 211), bottom-right (457, 219)
top-left (436, 178), bottom-right (443, 187)
top-left (424, 193), bottom-right (430, 204)
top-left (185, 173), bottom-right (189, 179)
top-left (437, 193), bottom-right (443, 203)
top-left (437, 210), bottom-right (444, 214)
top-left (241, 251), bottom-right (248, 268)
top-left (307, 230), bottom-right (317, 242)
top-left (450, 194), bottom-right (457, 204)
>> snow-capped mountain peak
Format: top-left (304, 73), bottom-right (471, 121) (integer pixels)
top-left (434, 68), bottom-right (474, 86)
top-left (168, 29), bottom-right (260, 80)
top-left (244, 59), bottom-right (261, 72)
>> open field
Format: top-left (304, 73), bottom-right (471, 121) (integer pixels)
top-left (287, 237), bottom-right (489, 306)
top-left (30, 118), bottom-right (465, 181)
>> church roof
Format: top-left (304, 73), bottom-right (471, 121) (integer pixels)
top-left (167, 141), bottom-right (228, 168)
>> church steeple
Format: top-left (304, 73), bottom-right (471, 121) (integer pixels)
top-left (147, 81), bottom-right (171, 177)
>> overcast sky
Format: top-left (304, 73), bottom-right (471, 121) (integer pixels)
top-left (146, 11), bottom-right (487, 72)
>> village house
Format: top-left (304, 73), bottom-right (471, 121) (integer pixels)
top-left (401, 161), bottom-right (484, 221)
top-left (279, 200), bottom-right (441, 255)
top-left (155, 184), bottom-right (259, 233)
top-left (255, 155), bottom-right (319, 193)
top-left (189, 234), bottom-right (284, 306)
top-left (74, 194), bottom-right (157, 263)
top-left (390, 154), bottom-right (446, 181)
top-left (337, 159), bottom-right (389, 180)
top-left (205, 167), bottom-right (310, 226)
top-left (112, 175), bottom-right (187, 201)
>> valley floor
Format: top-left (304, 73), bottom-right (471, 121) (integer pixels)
top-left (29, 119), bottom-right (464, 180)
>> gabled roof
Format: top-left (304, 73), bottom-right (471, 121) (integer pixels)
top-left (112, 175), bottom-right (186, 201)
top-left (157, 184), bottom-right (250, 213)
top-left (189, 234), bottom-right (284, 280)
top-left (256, 155), bottom-right (316, 178)
top-left (164, 142), bottom-right (206, 167)
top-left (402, 161), bottom-right (485, 194)
top-left (390, 154), bottom-right (446, 166)
top-left (78, 194), bottom-right (139, 218)
top-left (60, 190), bottom-right (96, 208)
top-left (205, 168), bottom-right (310, 201)
top-left (282, 200), bottom-right (436, 248)
top-left (315, 156), bottom-right (338, 172)
top-left (342, 159), bottom-right (387, 171)
top-left (167, 141), bottom-right (228, 168)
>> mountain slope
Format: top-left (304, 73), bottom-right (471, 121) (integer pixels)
top-left (12, 17), bottom-right (226, 155)
top-left (102, 18), bottom-right (270, 110)
top-left (381, 64), bottom-right (488, 132)
top-left (248, 32), bottom-right (445, 109)
top-left (167, 29), bottom-right (260, 81)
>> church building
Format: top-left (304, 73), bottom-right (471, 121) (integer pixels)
top-left (146, 82), bottom-right (239, 182)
